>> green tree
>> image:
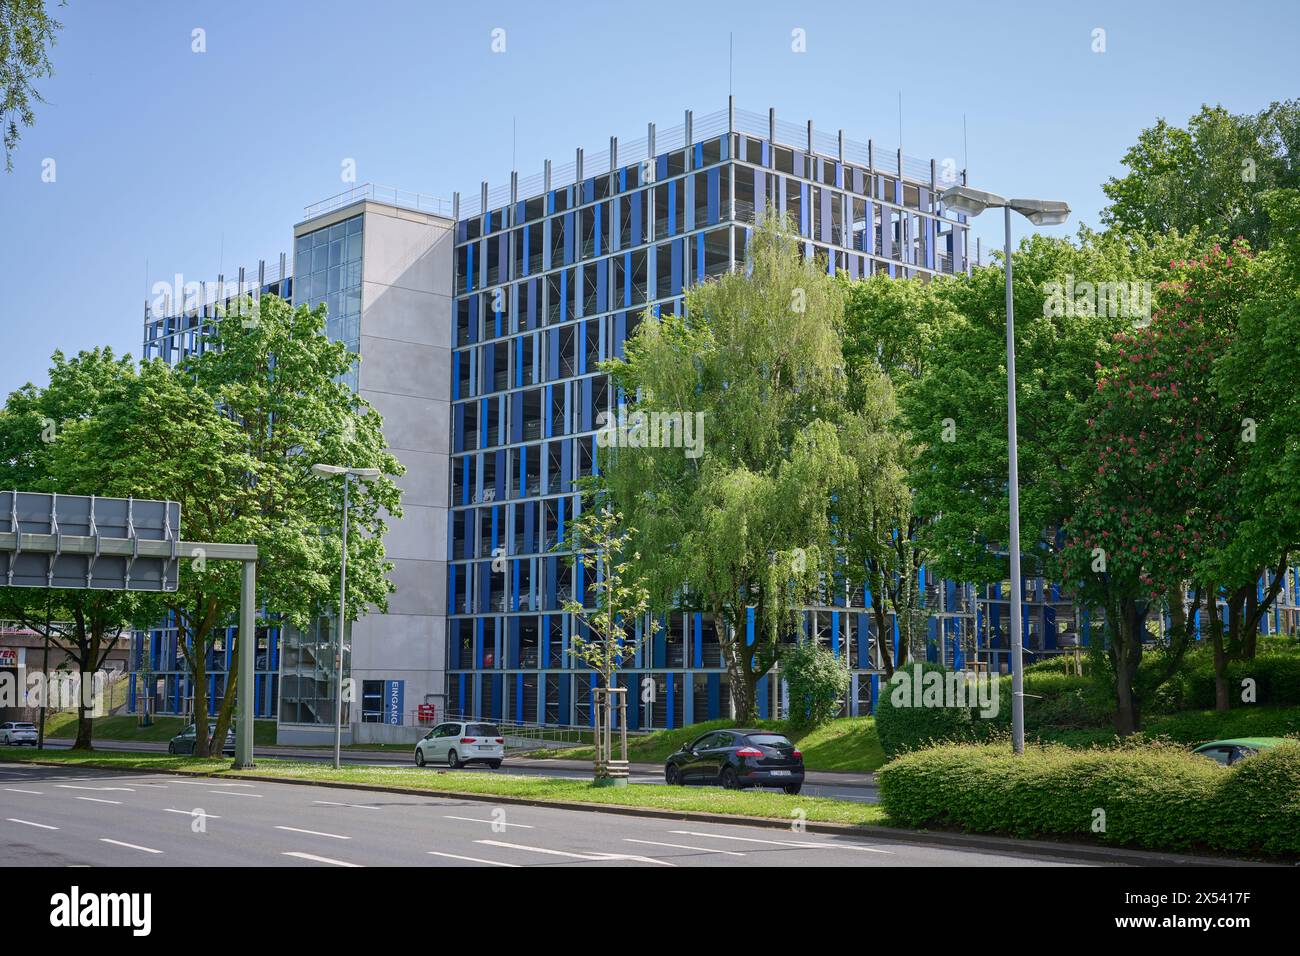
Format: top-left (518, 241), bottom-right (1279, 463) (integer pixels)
top-left (901, 229), bottom-right (1199, 731)
top-left (840, 275), bottom-right (960, 674)
top-left (0, 348), bottom-right (143, 750)
top-left (780, 639), bottom-right (849, 729)
top-left (0, 0), bottom-right (63, 171)
top-left (558, 494), bottom-right (658, 781)
top-left (602, 217), bottom-right (854, 722)
top-left (1101, 102), bottom-right (1300, 251)
top-left (1209, 189), bottom-right (1300, 694)
top-left (75, 296), bottom-right (403, 757)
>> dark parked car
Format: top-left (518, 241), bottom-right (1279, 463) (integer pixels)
top-left (168, 723), bottom-right (236, 756)
top-left (664, 729), bottom-right (804, 794)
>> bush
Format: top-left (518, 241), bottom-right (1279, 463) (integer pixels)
top-left (781, 641), bottom-right (849, 729)
top-left (877, 739), bottom-right (1300, 858)
top-left (874, 662), bottom-right (979, 758)
top-left (1181, 651), bottom-right (1300, 709)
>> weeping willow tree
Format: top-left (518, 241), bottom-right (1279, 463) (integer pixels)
top-left (601, 216), bottom-right (856, 721)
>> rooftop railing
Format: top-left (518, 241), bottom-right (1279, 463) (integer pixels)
top-left (302, 183), bottom-right (454, 221)
top-left (299, 100), bottom-right (967, 225)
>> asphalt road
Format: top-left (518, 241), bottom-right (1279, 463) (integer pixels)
top-left (40, 738), bottom-right (881, 803)
top-left (0, 761), bottom-right (1084, 867)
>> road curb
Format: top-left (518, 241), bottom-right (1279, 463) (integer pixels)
top-left (6, 755), bottom-right (1269, 867)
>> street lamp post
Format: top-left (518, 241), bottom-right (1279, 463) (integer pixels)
top-left (938, 185), bottom-right (1069, 755)
top-left (312, 463), bottom-right (381, 769)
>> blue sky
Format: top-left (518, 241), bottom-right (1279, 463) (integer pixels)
top-left (1, 0), bottom-right (1295, 397)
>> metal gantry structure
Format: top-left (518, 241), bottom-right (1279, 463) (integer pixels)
top-left (0, 492), bottom-right (259, 768)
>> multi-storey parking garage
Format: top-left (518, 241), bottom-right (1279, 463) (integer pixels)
top-left (132, 100), bottom-right (1300, 737)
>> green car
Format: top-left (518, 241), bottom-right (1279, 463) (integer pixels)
top-left (1192, 737), bottom-right (1290, 765)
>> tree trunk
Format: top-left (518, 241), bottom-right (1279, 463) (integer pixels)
top-left (1112, 600), bottom-right (1145, 736)
top-left (733, 666), bottom-right (759, 724)
top-left (871, 603), bottom-right (893, 679)
top-left (191, 651), bottom-right (210, 758)
top-left (1207, 591), bottom-right (1229, 712)
top-left (209, 635), bottom-right (240, 760)
top-left (72, 662), bottom-right (94, 751)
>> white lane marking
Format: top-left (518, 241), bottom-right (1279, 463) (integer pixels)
top-left (162, 809), bottom-right (222, 819)
top-left (624, 838), bottom-right (745, 857)
top-left (428, 850), bottom-right (520, 867)
top-left (56, 785), bottom-right (135, 792)
top-left (3, 788), bottom-right (43, 795)
top-left (275, 825), bottom-right (350, 841)
top-left (443, 815), bottom-right (534, 829)
top-left (8, 817), bottom-right (58, 830)
top-left (170, 780), bottom-right (256, 787)
top-left (313, 800), bottom-right (381, 810)
top-left (208, 790), bottom-right (262, 797)
top-left (282, 851), bottom-right (361, 867)
top-left (669, 830), bottom-right (893, 854)
top-left (100, 838), bottom-right (162, 854)
top-left (476, 840), bottom-right (675, 867)
top-left (76, 797), bottom-right (122, 805)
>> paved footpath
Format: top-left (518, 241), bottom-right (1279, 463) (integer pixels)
top-left (0, 760), bottom-right (1074, 868)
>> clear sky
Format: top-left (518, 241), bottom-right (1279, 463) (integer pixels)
top-left (1, 0), bottom-right (1295, 397)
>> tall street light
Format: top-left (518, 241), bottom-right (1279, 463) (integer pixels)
top-left (312, 463), bottom-right (381, 769)
top-left (939, 185), bottom-right (1069, 755)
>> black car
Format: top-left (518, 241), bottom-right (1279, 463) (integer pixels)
top-left (664, 729), bottom-right (804, 794)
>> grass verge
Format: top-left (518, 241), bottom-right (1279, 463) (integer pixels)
top-left (522, 716), bottom-right (886, 771)
top-left (40, 712), bottom-right (278, 746)
top-left (0, 746), bottom-right (888, 827)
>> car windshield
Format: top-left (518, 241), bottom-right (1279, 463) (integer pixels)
top-left (467, 724), bottom-right (500, 737)
top-left (745, 734), bottom-right (794, 747)
top-left (13, 723), bottom-right (35, 730)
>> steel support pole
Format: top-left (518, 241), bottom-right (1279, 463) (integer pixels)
top-left (334, 476), bottom-right (349, 770)
top-left (1005, 205), bottom-right (1025, 755)
top-left (233, 558), bottom-right (256, 769)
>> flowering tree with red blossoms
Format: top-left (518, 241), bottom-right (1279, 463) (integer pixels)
top-left (1058, 241), bottom-right (1257, 733)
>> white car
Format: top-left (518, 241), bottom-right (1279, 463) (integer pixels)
top-left (0, 721), bottom-right (38, 746)
top-left (415, 721), bottom-right (504, 769)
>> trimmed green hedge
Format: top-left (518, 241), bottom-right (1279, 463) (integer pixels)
top-left (1160, 650), bottom-right (1300, 711)
top-left (877, 740), bottom-right (1300, 858)
top-left (874, 662), bottom-right (977, 758)
top-left (874, 663), bottom-right (1108, 758)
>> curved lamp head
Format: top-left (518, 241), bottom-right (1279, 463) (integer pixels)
top-left (1008, 198), bottom-right (1071, 226)
top-left (312, 464), bottom-right (381, 480)
top-left (939, 185), bottom-right (1007, 217)
top-left (939, 186), bottom-right (1070, 227)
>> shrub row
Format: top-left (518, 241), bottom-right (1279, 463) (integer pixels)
top-left (874, 662), bottom-right (1107, 758)
top-left (877, 739), bottom-right (1300, 858)
top-left (1157, 649), bottom-right (1300, 711)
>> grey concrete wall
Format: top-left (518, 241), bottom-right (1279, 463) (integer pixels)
top-left (351, 201), bottom-right (453, 728)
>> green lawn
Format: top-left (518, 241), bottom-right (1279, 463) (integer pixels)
top-left (522, 716), bottom-right (887, 772)
top-left (0, 746), bottom-right (888, 827)
top-left (40, 712), bottom-right (278, 746)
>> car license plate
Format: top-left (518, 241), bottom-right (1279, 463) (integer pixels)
top-left (769, 769), bottom-right (790, 776)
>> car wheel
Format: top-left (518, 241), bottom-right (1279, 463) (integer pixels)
top-left (665, 764), bottom-right (682, 786)
top-left (783, 784), bottom-right (802, 795)
top-left (487, 760), bottom-right (502, 770)
top-left (447, 749), bottom-right (461, 769)
top-left (167, 742), bottom-right (175, 755)
top-left (415, 748), bottom-right (426, 767)
top-left (720, 767), bottom-right (740, 790)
